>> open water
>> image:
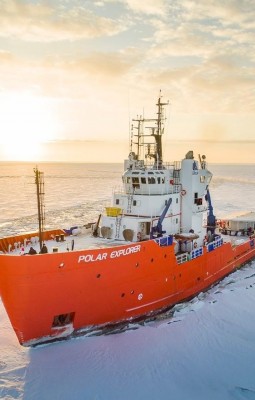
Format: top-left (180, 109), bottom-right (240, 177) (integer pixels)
top-left (0, 162), bottom-right (255, 238)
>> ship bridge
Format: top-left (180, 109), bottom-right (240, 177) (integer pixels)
top-left (122, 161), bottom-right (181, 196)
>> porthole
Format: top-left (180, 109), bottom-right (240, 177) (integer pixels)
top-left (121, 293), bottom-right (125, 298)
top-left (96, 274), bottom-right (101, 278)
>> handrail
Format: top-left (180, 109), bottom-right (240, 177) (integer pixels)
top-left (206, 237), bottom-right (223, 252)
top-left (191, 246), bottom-right (203, 260)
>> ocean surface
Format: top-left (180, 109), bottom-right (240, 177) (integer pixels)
top-left (1, 162), bottom-right (255, 400)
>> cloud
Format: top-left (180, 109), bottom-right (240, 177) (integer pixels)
top-left (181, 0), bottom-right (255, 26)
top-left (123, 0), bottom-right (168, 16)
top-left (130, 1), bottom-right (255, 114)
top-left (0, 0), bottom-right (254, 118)
top-left (68, 48), bottom-right (141, 78)
top-left (0, 44), bottom-right (142, 101)
top-left (0, 50), bottom-right (14, 63)
top-left (144, 0), bottom-right (255, 60)
top-left (102, 0), bottom-right (169, 17)
top-left (0, 0), bottom-right (127, 42)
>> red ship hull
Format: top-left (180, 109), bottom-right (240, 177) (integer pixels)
top-left (1, 234), bottom-right (255, 346)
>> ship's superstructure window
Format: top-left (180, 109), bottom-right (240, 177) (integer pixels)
top-left (133, 200), bottom-right (137, 206)
top-left (148, 177), bottom-right (156, 184)
top-left (124, 170), bottom-right (169, 187)
top-left (194, 192), bottom-right (202, 205)
top-left (116, 199), bottom-right (120, 205)
top-left (132, 177), bottom-right (140, 188)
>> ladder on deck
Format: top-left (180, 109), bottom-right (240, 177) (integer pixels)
top-left (127, 191), bottom-right (134, 214)
top-left (115, 216), bottom-right (122, 239)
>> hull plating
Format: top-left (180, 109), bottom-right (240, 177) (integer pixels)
top-left (1, 237), bottom-right (255, 346)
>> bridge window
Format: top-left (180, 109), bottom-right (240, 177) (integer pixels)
top-left (132, 177), bottom-right (139, 183)
top-left (132, 177), bottom-right (140, 188)
top-left (148, 177), bottom-right (156, 184)
top-left (141, 177), bottom-right (146, 184)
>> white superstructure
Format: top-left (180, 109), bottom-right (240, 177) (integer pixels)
top-left (99, 95), bottom-right (214, 248)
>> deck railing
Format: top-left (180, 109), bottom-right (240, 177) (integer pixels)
top-left (206, 237), bottom-right (223, 252)
top-left (190, 246), bottom-right (203, 259)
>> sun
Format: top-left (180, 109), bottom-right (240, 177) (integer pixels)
top-left (0, 92), bottom-right (59, 161)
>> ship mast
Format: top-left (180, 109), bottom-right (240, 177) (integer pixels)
top-left (34, 167), bottom-right (45, 251)
top-left (131, 91), bottom-right (169, 167)
top-left (154, 93), bottom-right (169, 165)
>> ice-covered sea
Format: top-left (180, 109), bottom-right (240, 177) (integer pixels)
top-left (1, 162), bottom-right (255, 400)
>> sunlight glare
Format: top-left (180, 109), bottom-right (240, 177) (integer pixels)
top-left (0, 92), bottom-right (59, 160)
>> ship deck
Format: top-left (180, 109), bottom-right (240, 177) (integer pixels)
top-left (2, 226), bottom-right (251, 257)
top-left (3, 232), bottom-right (129, 256)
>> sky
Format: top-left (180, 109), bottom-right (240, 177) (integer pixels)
top-left (0, 0), bottom-right (254, 163)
